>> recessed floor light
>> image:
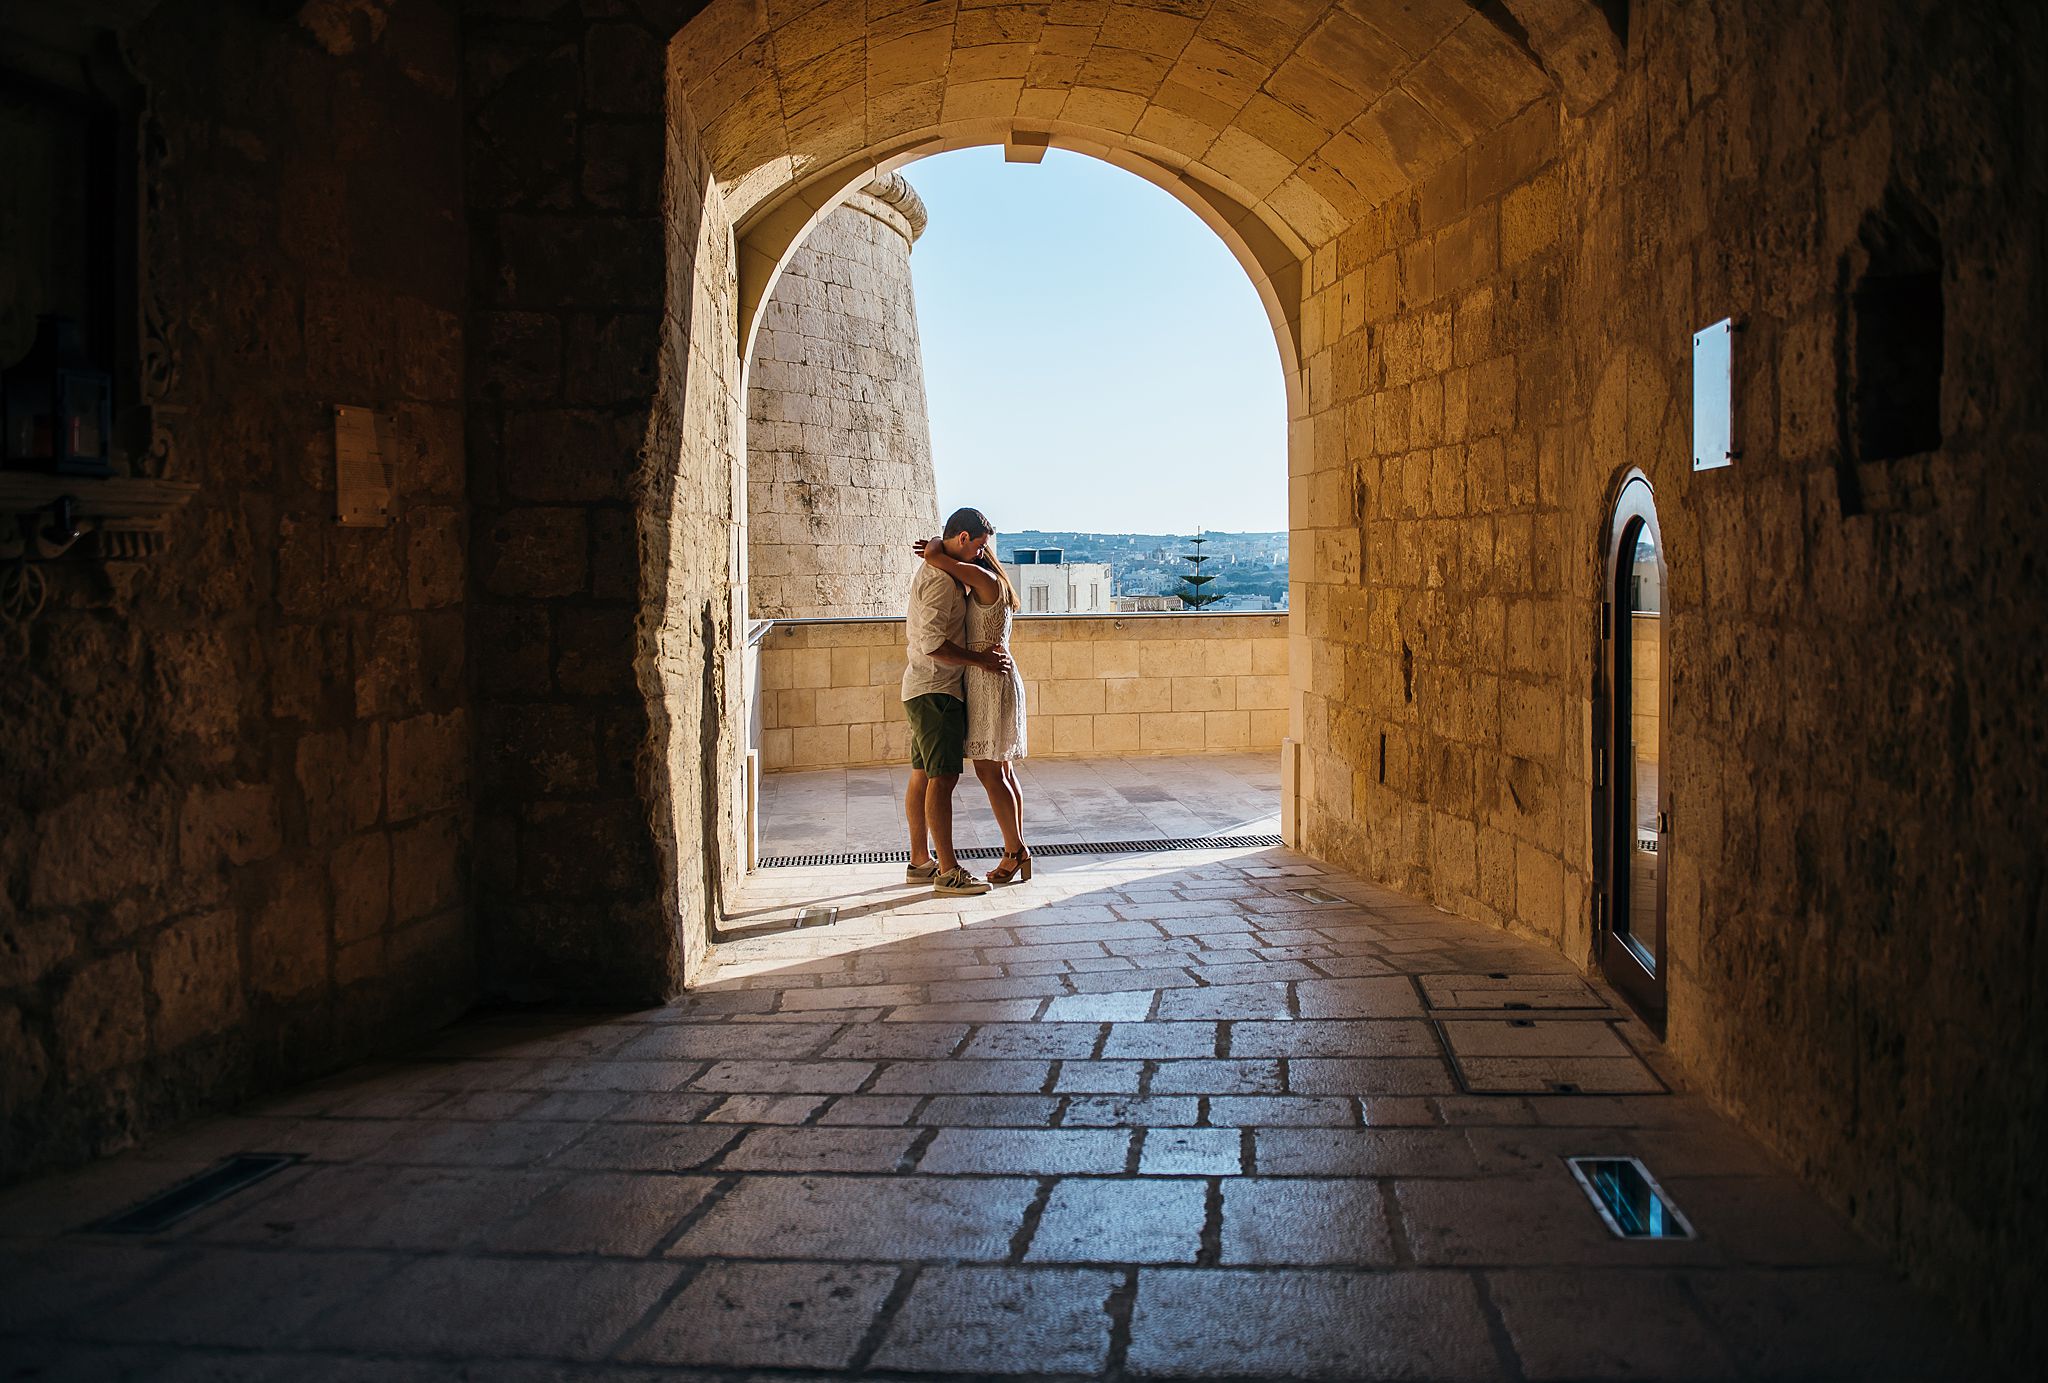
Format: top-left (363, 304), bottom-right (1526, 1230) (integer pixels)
top-left (798, 906), bottom-right (838, 927)
top-left (98, 1154), bottom-right (301, 1234)
top-left (1567, 1156), bottom-right (1695, 1239)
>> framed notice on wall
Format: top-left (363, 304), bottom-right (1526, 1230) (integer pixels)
top-left (1692, 318), bottom-right (1735, 471)
top-left (334, 405), bottom-right (394, 525)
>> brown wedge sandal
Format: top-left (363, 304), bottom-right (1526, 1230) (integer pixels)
top-left (987, 848), bottom-right (1032, 885)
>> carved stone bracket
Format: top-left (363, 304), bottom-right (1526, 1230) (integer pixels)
top-left (0, 472), bottom-right (198, 562)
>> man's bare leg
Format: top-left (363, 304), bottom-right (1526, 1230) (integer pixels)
top-left (925, 773), bottom-right (962, 873)
top-left (906, 769), bottom-right (932, 867)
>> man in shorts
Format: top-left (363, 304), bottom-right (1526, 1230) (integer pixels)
top-left (903, 508), bottom-right (1013, 896)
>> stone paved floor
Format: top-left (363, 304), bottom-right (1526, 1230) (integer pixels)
top-left (0, 845), bottom-right (1973, 1381)
top-left (759, 752), bottom-right (1280, 857)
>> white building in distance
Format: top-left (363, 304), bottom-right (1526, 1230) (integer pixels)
top-left (1113, 593), bottom-right (1185, 613)
top-left (1008, 548), bottom-right (1113, 614)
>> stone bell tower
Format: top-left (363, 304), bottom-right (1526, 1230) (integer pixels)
top-left (744, 174), bottom-right (941, 620)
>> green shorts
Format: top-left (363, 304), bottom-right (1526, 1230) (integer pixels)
top-left (904, 693), bottom-right (966, 776)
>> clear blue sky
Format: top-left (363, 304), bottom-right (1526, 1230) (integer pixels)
top-left (902, 148), bottom-right (1287, 535)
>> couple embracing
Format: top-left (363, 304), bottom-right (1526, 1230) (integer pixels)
top-left (900, 507), bottom-right (1032, 897)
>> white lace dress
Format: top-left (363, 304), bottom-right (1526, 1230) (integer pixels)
top-left (962, 594), bottom-right (1027, 762)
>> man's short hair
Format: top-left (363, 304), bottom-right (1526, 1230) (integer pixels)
top-left (943, 507), bottom-right (992, 539)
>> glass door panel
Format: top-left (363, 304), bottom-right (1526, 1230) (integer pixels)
top-left (1623, 521), bottom-right (1662, 972)
top-left (1600, 476), bottom-right (1668, 1033)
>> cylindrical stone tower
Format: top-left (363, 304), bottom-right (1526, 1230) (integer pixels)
top-left (745, 174), bottom-right (941, 620)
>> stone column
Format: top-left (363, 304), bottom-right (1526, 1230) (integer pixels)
top-left (746, 174), bottom-right (940, 620)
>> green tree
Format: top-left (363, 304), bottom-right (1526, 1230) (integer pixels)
top-left (1170, 531), bottom-right (1225, 610)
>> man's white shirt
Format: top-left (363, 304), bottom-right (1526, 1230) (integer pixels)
top-left (902, 562), bottom-right (967, 701)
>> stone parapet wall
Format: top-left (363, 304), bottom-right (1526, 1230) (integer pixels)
top-left (746, 175), bottom-right (939, 620)
top-left (758, 614), bottom-right (1288, 771)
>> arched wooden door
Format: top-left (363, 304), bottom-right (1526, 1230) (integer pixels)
top-left (1597, 474), bottom-right (1669, 1031)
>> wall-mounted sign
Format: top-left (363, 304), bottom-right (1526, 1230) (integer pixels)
top-left (334, 405), bottom-right (394, 526)
top-left (1692, 318), bottom-right (1735, 471)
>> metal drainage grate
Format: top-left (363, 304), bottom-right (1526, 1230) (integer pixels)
top-left (97, 1153), bottom-right (301, 1234)
top-left (1566, 1156), bottom-right (1695, 1239)
top-left (1286, 886), bottom-right (1345, 903)
top-left (758, 834), bottom-right (1284, 869)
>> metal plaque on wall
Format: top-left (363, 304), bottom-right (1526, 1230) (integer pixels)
top-left (334, 405), bottom-right (394, 526)
top-left (1692, 318), bottom-right (1735, 471)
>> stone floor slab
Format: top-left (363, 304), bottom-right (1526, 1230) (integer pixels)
top-left (918, 1128), bottom-right (1132, 1175)
top-left (1219, 1179), bottom-right (1397, 1266)
top-left (1025, 1177), bottom-right (1206, 1263)
top-left (1230, 1018), bottom-right (1440, 1058)
top-left (668, 1175), bottom-right (1037, 1261)
top-left (622, 1260), bottom-right (899, 1369)
top-left (1487, 1268), bottom-right (1737, 1380)
top-left (871, 1266), bottom-right (1120, 1375)
top-left (1138, 1128), bottom-right (1246, 1175)
top-left (719, 1127), bottom-right (922, 1172)
top-left (1126, 1268), bottom-right (1505, 1379)
top-left (1062, 1095), bottom-right (1202, 1127)
top-left (306, 1257), bottom-right (681, 1360)
top-left (196, 1165), bottom-right (558, 1250)
top-left (478, 1173), bottom-right (717, 1256)
top-left (1455, 1055), bottom-right (1665, 1094)
top-left (1253, 1128), bottom-right (1479, 1177)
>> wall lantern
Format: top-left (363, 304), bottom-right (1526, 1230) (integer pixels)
top-left (2, 316), bottom-right (115, 478)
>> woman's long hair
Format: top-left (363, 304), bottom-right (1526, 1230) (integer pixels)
top-left (944, 507), bottom-right (1020, 612)
top-left (977, 549), bottom-right (1021, 612)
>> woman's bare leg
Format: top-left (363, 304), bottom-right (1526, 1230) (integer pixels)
top-left (973, 758), bottom-right (1023, 856)
top-left (1003, 763), bottom-right (1026, 853)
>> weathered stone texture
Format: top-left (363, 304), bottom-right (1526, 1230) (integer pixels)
top-left (1, 0), bottom-right (473, 1181)
top-left (747, 176), bottom-right (941, 619)
top-left (757, 614), bottom-right (1290, 769)
top-left (465, 4), bottom-right (742, 1003)
top-left (1286, 1), bottom-right (2048, 1365)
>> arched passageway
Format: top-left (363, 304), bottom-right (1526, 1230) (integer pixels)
top-left (0, 0), bottom-right (2040, 1374)
top-left (605, 0), bottom-right (1618, 991)
top-left (450, 1), bottom-right (2045, 1362)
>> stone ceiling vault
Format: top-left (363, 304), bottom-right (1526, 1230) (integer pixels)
top-left (673, 0), bottom-right (1621, 409)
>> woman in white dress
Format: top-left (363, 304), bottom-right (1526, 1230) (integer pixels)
top-left (914, 522), bottom-right (1031, 883)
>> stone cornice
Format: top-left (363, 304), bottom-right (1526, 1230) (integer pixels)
top-left (853, 173), bottom-right (928, 243)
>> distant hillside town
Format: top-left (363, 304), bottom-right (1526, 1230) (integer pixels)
top-left (998, 530), bottom-right (1287, 613)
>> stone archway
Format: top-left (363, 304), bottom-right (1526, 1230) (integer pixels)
top-left (734, 137), bottom-right (1311, 418)
top-left (466, 0), bottom-right (1623, 998)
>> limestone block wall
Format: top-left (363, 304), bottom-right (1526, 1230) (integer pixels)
top-left (1, 0), bottom-right (473, 1180)
top-left (1288, 0), bottom-right (2048, 1358)
top-left (746, 176), bottom-right (940, 620)
top-left (758, 614), bottom-right (1288, 771)
top-left (466, 10), bottom-right (744, 1002)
